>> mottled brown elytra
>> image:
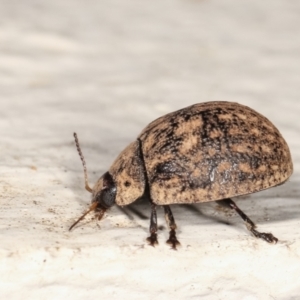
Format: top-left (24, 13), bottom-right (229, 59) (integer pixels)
top-left (69, 101), bottom-right (293, 249)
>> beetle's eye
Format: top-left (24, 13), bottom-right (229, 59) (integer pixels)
top-left (96, 172), bottom-right (116, 208)
top-left (100, 186), bottom-right (116, 208)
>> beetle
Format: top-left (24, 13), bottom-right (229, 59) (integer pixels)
top-left (69, 101), bottom-right (293, 249)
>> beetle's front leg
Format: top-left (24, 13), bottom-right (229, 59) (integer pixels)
top-left (146, 202), bottom-right (159, 246)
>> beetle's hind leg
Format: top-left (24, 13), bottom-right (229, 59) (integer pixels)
top-left (218, 198), bottom-right (278, 243)
top-left (164, 205), bottom-right (180, 249)
top-left (146, 203), bottom-right (159, 247)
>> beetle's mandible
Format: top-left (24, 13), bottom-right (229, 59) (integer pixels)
top-left (69, 101), bottom-right (293, 249)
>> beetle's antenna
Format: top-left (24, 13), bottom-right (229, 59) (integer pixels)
top-left (69, 202), bottom-right (98, 231)
top-left (73, 132), bottom-right (93, 193)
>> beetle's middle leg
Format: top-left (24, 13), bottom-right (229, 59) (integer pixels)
top-left (218, 198), bottom-right (278, 243)
top-left (146, 203), bottom-right (158, 246)
top-left (164, 205), bottom-right (180, 249)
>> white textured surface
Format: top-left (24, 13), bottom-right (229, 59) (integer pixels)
top-left (1, 0), bottom-right (300, 299)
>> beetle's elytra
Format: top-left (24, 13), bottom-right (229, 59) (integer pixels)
top-left (70, 101), bottom-right (293, 249)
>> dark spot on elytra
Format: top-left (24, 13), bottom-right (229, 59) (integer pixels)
top-left (188, 177), bottom-right (211, 189)
top-left (184, 114), bottom-right (191, 122)
top-left (243, 128), bottom-right (249, 133)
top-left (152, 126), bottom-right (170, 139)
top-left (157, 136), bottom-right (184, 153)
top-left (155, 161), bottom-right (185, 175)
top-left (151, 161), bottom-right (187, 183)
top-left (180, 185), bottom-right (187, 192)
top-left (238, 172), bottom-right (249, 182)
top-left (117, 164), bottom-right (125, 173)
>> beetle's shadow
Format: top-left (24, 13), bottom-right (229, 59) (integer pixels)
top-left (120, 201), bottom-right (238, 228)
top-left (119, 199), bottom-right (230, 227)
top-left (119, 180), bottom-right (300, 226)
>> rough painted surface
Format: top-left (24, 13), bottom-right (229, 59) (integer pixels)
top-left (1, 1), bottom-right (300, 299)
top-left (139, 101), bottom-right (293, 204)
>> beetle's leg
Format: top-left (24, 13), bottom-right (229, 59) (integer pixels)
top-left (146, 203), bottom-right (158, 246)
top-left (218, 198), bottom-right (278, 244)
top-left (164, 205), bottom-right (180, 250)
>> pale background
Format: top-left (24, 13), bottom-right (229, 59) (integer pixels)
top-left (1, 0), bottom-right (300, 299)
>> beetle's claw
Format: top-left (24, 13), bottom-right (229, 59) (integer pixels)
top-left (147, 233), bottom-right (158, 247)
top-left (166, 229), bottom-right (180, 250)
top-left (251, 229), bottom-right (278, 244)
top-left (260, 232), bottom-right (278, 244)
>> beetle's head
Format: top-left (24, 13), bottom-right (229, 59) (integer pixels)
top-left (69, 133), bottom-right (117, 231)
top-left (91, 172), bottom-right (116, 209)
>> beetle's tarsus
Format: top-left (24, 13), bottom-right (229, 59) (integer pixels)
top-left (147, 233), bottom-right (158, 247)
top-left (166, 229), bottom-right (180, 250)
top-left (251, 229), bottom-right (278, 244)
